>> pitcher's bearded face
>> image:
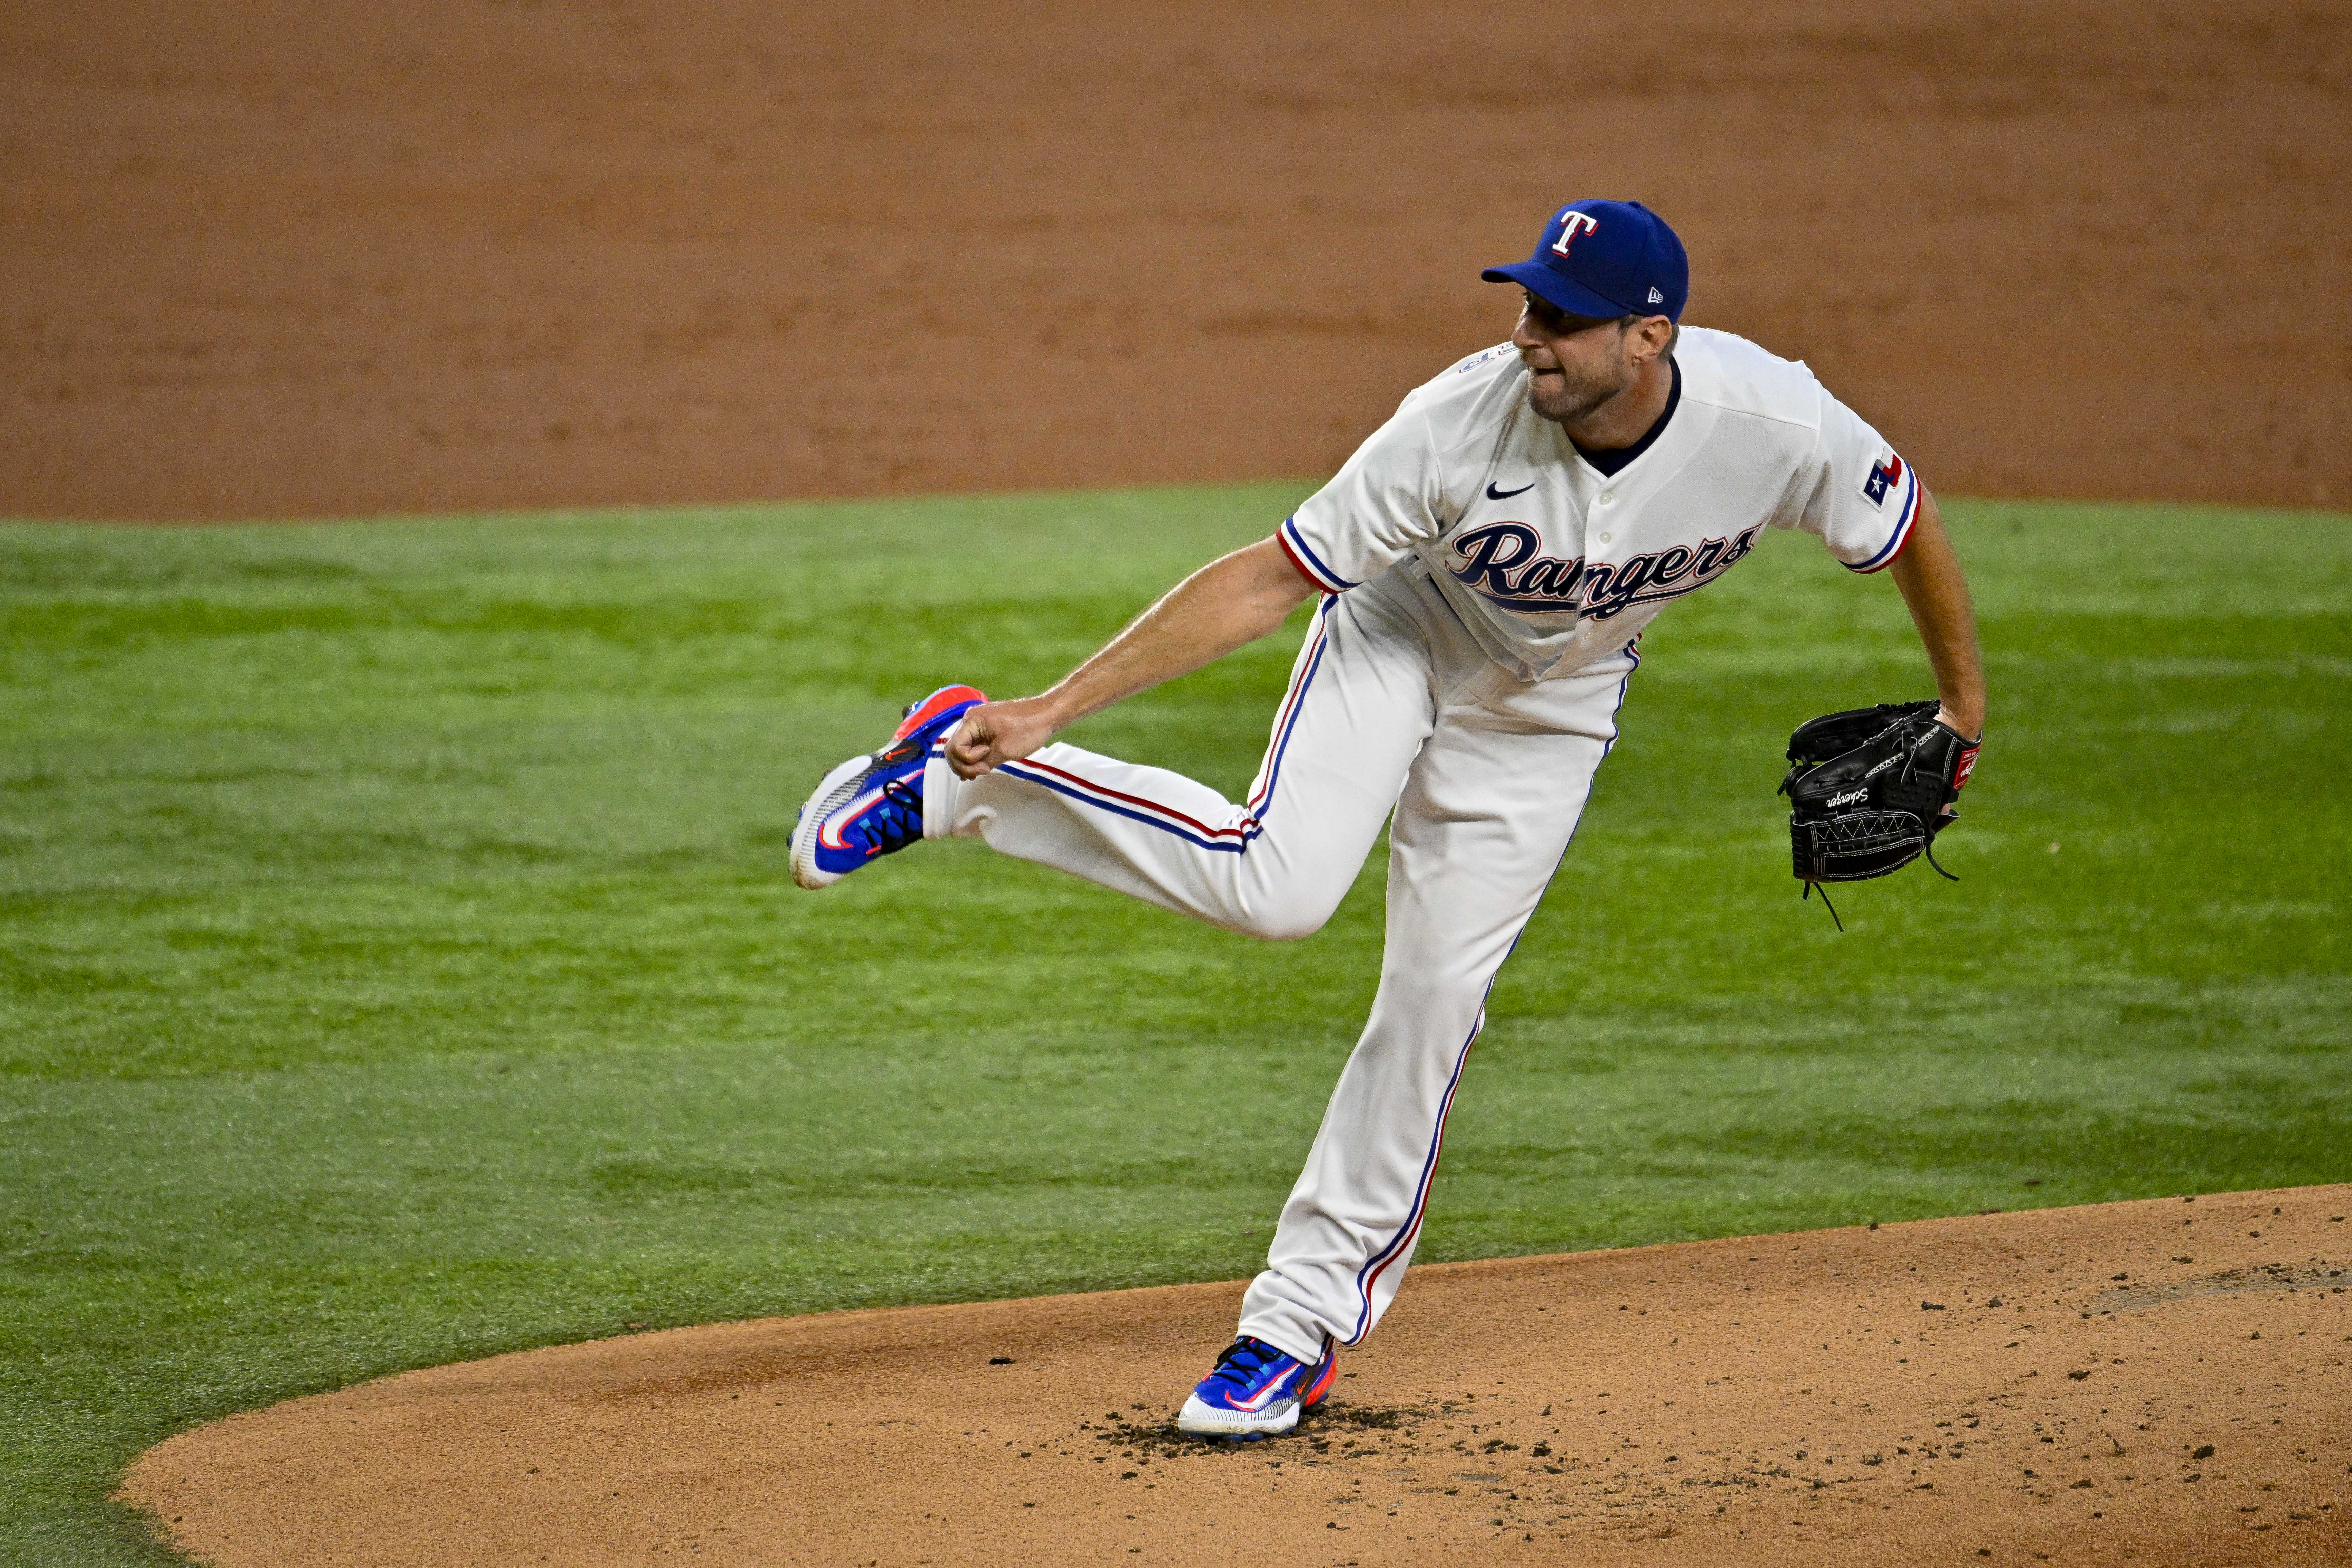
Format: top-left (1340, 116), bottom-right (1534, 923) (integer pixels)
top-left (1526, 350), bottom-right (1634, 423)
top-left (1511, 293), bottom-right (1637, 424)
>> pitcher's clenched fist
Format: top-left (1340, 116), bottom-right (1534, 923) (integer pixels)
top-left (944, 697), bottom-right (1062, 779)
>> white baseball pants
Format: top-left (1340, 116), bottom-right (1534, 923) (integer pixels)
top-left (923, 561), bottom-right (1634, 1363)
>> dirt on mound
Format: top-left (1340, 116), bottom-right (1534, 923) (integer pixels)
top-left (4, 0), bottom-right (2348, 520)
top-left (124, 1187), bottom-right (2350, 1566)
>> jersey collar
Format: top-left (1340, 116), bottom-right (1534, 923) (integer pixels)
top-left (1570, 359), bottom-right (1682, 479)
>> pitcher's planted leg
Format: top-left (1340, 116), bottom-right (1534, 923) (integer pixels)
top-left (1239, 655), bottom-right (1636, 1359)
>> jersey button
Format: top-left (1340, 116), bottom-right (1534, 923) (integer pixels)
top-left (1598, 491), bottom-right (1616, 505)
top-left (1599, 532), bottom-right (1613, 544)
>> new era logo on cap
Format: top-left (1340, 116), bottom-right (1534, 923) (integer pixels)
top-left (1482, 199), bottom-right (1690, 323)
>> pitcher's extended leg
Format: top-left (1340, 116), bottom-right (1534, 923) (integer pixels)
top-left (1237, 654), bottom-right (1637, 1360)
top-left (924, 592), bottom-right (1438, 942)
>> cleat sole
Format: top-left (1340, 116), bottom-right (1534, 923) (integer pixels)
top-left (892, 684), bottom-right (987, 744)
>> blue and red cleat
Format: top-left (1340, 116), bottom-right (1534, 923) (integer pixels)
top-left (790, 685), bottom-right (987, 890)
top-left (1176, 1334), bottom-right (1338, 1440)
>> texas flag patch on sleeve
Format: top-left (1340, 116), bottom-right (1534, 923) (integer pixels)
top-left (1861, 449), bottom-right (1907, 509)
top-left (1844, 446), bottom-right (1922, 573)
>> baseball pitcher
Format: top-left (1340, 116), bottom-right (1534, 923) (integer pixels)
top-left (790, 199), bottom-right (1986, 1440)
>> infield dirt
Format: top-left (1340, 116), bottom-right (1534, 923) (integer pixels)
top-left (125, 1187), bottom-right (2350, 1566)
top-left (5, 0), bottom-right (2348, 520)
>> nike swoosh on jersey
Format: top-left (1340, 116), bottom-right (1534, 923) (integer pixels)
top-left (1484, 480), bottom-right (1536, 500)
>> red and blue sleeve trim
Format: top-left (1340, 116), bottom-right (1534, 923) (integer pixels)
top-left (1278, 517), bottom-right (1357, 593)
top-left (1846, 463), bottom-right (1921, 574)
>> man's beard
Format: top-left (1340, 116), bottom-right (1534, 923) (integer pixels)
top-left (1526, 361), bottom-right (1631, 425)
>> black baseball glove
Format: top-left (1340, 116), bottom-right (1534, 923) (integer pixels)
top-left (1779, 702), bottom-right (1981, 906)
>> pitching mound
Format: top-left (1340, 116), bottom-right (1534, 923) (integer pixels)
top-left (125, 1188), bottom-right (2350, 1565)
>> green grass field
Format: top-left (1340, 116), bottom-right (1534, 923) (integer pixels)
top-left (2, 487), bottom-right (2346, 1563)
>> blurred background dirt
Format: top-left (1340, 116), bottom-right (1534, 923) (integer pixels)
top-left (3, 0), bottom-right (2346, 520)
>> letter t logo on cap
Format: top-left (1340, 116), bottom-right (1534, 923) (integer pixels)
top-left (1550, 211), bottom-right (1600, 258)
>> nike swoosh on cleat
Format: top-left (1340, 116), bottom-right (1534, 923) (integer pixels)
top-left (816, 786), bottom-right (888, 850)
top-left (1485, 480), bottom-right (1535, 499)
top-left (1227, 1377), bottom-right (1290, 1412)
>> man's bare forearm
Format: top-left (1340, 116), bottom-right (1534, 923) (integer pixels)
top-left (1888, 489), bottom-right (1985, 738)
top-left (1041, 538), bottom-right (1316, 728)
top-left (945, 536), bottom-right (1318, 777)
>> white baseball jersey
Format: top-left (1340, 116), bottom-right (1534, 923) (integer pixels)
top-left (1276, 326), bottom-right (1921, 681)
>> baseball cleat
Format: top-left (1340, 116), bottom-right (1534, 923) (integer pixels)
top-left (1175, 1334), bottom-right (1338, 1441)
top-left (789, 684), bottom-right (987, 890)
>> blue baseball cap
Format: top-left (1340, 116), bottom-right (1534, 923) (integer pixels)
top-left (1482, 200), bottom-right (1689, 322)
